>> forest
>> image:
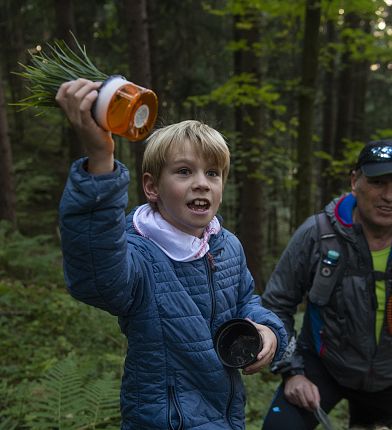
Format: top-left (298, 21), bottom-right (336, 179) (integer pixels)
top-left (0, 0), bottom-right (391, 428)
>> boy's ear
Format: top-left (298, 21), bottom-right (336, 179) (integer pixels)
top-left (143, 173), bottom-right (159, 203)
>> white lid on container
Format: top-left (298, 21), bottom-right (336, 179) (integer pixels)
top-left (93, 76), bottom-right (129, 130)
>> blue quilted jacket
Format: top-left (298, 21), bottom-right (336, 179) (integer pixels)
top-left (59, 158), bottom-right (287, 430)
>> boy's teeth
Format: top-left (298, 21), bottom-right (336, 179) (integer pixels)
top-left (194, 200), bottom-right (206, 206)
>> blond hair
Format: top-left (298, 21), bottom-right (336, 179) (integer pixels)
top-left (142, 120), bottom-right (230, 184)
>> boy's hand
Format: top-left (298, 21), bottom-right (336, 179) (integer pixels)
top-left (242, 320), bottom-right (277, 375)
top-left (55, 78), bottom-right (114, 174)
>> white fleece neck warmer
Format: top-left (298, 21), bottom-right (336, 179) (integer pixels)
top-left (133, 204), bottom-right (221, 262)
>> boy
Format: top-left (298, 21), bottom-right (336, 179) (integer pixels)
top-left (56, 78), bottom-right (287, 430)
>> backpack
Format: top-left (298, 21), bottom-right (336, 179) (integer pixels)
top-left (308, 212), bottom-right (345, 306)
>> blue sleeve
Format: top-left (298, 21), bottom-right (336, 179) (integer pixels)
top-left (59, 158), bottom-right (146, 316)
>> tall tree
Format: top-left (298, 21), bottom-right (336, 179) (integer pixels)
top-left (123, 0), bottom-right (153, 204)
top-left (295, 0), bottom-right (322, 227)
top-left (320, 18), bottom-right (337, 206)
top-left (233, 12), bottom-right (266, 293)
top-left (351, 18), bottom-right (371, 142)
top-left (0, 68), bottom-right (16, 227)
top-left (0, 0), bottom-right (27, 144)
top-left (54, 0), bottom-right (84, 163)
top-left (331, 11), bottom-right (363, 194)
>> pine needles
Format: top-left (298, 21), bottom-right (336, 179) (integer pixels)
top-left (14, 33), bottom-right (108, 110)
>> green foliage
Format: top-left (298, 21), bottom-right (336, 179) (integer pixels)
top-left (25, 359), bottom-right (119, 429)
top-left (243, 369), bottom-right (281, 427)
top-left (0, 380), bottom-right (28, 429)
top-left (314, 139), bottom-right (364, 178)
top-left (0, 221), bottom-right (63, 284)
top-left (0, 278), bottom-right (124, 428)
top-left (204, 0), bottom-right (304, 18)
top-left (372, 129), bottom-right (392, 141)
top-left (340, 27), bottom-right (380, 62)
top-left (186, 73), bottom-right (286, 112)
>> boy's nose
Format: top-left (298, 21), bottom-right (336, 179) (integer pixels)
top-left (192, 172), bottom-right (210, 190)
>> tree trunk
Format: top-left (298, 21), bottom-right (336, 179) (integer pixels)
top-left (331, 12), bottom-right (361, 193)
top-left (295, 0), bottom-right (321, 227)
top-left (54, 0), bottom-right (84, 163)
top-left (351, 19), bottom-right (370, 142)
top-left (233, 14), bottom-right (265, 293)
top-left (123, 0), bottom-right (152, 204)
top-left (320, 19), bottom-right (337, 207)
top-left (0, 69), bottom-right (17, 227)
top-left (0, 0), bottom-right (26, 144)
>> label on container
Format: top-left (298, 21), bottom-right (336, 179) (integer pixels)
top-left (134, 104), bottom-right (150, 128)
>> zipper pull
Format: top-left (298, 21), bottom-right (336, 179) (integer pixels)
top-left (207, 252), bottom-right (216, 271)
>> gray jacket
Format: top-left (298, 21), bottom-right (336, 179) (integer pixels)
top-left (262, 193), bottom-right (392, 392)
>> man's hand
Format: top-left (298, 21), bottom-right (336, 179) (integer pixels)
top-left (55, 78), bottom-right (114, 174)
top-left (284, 374), bottom-right (320, 411)
top-left (242, 321), bottom-right (277, 375)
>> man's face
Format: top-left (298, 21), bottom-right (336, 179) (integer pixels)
top-left (351, 171), bottom-right (392, 231)
top-left (144, 140), bottom-right (223, 238)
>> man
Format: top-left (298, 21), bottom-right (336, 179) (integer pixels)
top-left (262, 140), bottom-right (392, 430)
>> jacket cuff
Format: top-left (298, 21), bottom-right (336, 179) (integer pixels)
top-left (281, 368), bottom-right (305, 381)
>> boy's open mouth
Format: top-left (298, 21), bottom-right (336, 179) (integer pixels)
top-left (188, 199), bottom-right (210, 211)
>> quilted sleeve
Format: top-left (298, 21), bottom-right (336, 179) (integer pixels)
top-left (59, 158), bottom-right (145, 316)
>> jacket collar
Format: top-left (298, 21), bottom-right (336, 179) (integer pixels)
top-left (128, 204), bottom-right (222, 262)
top-left (325, 193), bottom-right (359, 243)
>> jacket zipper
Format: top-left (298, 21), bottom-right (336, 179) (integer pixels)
top-left (168, 384), bottom-right (184, 430)
top-left (359, 234), bottom-right (378, 352)
top-left (225, 370), bottom-right (235, 429)
top-left (206, 251), bottom-right (235, 428)
top-left (205, 252), bottom-right (216, 331)
top-left (360, 239), bottom-right (376, 390)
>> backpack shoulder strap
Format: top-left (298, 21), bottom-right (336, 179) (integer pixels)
top-left (316, 211), bottom-right (336, 240)
top-left (308, 212), bottom-right (345, 306)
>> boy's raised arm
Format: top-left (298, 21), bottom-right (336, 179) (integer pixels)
top-left (57, 79), bottom-right (142, 316)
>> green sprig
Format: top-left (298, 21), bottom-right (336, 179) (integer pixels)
top-left (13, 33), bottom-right (108, 110)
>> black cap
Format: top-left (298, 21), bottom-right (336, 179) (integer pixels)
top-left (355, 140), bottom-right (392, 177)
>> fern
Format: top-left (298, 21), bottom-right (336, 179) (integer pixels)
top-left (26, 358), bottom-right (120, 430)
top-left (0, 416), bottom-right (18, 430)
top-left (0, 379), bottom-right (29, 428)
top-left (27, 359), bottom-right (84, 429)
top-left (81, 375), bottom-right (119, 429)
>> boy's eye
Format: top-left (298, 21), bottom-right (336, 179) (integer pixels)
top-left (207, 170), bottom-right (220, 177)
top-left (177, 168), bottom-right (191, 175)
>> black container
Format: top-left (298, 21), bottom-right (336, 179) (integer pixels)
top-left (213, 319), bottom-right (263, 368)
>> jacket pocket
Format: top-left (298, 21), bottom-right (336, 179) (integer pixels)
top-left (168, 381), bottom-right (184, 430)
top-left (226, 370), bottom-right (235, 428)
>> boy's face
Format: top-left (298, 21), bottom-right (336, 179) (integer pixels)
top-left (144, 140), bottom-right (223, 237)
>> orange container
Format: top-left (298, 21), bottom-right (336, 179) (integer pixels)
top-left (93, 75), bottom-right (158, 141)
